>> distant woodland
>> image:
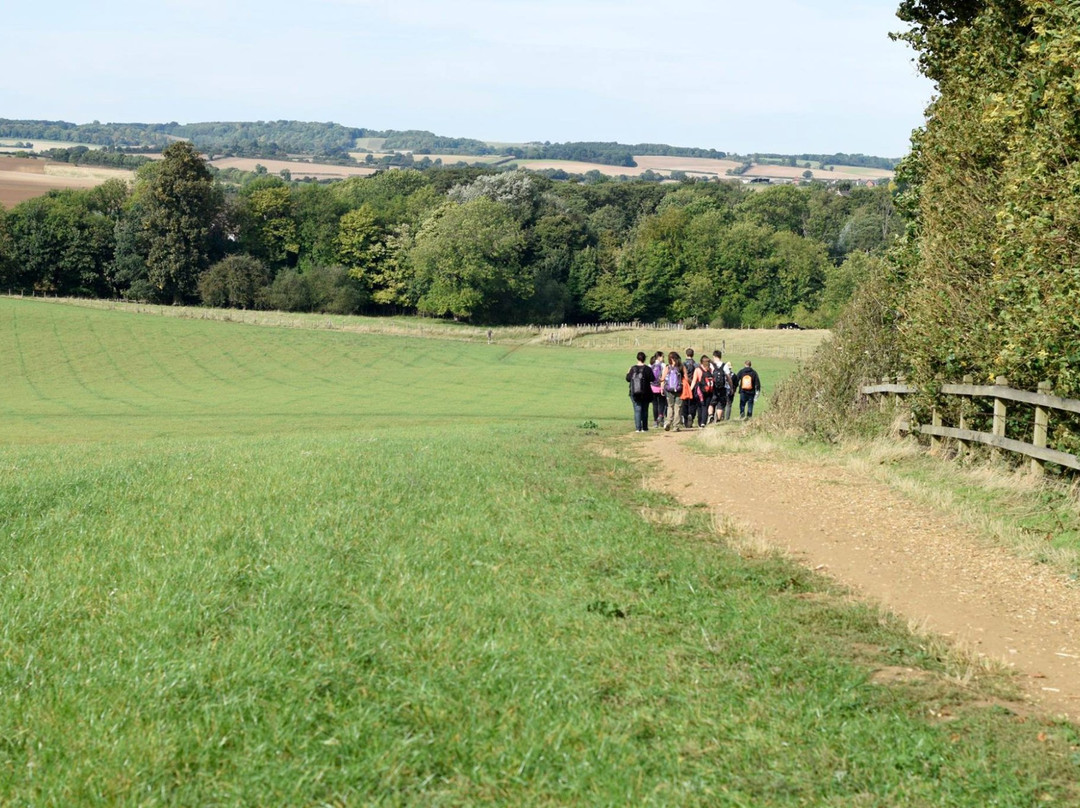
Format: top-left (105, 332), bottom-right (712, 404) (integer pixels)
top-left (0, 141), bottom-right (901, 326)
top-left (0, 118), bottom-right (898, 170)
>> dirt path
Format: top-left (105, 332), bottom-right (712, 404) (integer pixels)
top-left (638, 430), bottom-right (1080, 719)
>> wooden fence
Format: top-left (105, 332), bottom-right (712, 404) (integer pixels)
top-left (862, 375), bottom-right (1080, 474)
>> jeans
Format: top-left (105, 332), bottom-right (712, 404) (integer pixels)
top-left (740, 390), bottom-right (756, 418)
top-left (632, 396), bottom-right (651, 431)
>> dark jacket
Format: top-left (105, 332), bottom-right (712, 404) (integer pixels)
top-left (626, 364), bottom-right (656, 401)
top-left (735, 367), bottom-right (761, 394)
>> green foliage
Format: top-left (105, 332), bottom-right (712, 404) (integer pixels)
top-left (411, 198), bottom-right (528, 322)
top-left (4, 145), bottom-right (902, 326)
top-left (380, 129), bottom-right (495, 155)
top-left (37, 145), bottom-right (151, 170)
top-left (0, 208), bottom-right (11, 289)
top-left (259, 265), bottom-right (368, 314)
top-left (3, 187), bottom-right (122, 296)
top-left (772, 255), bottom-right (905, 440)
top-left (198, 254), bottom-right (270, 309)
top-left (238, 181), bottom-right (299, 268)
top-left (890, 0), bottom-right (1080, 452)
top-left (141, 142), bottom-right (224, 304)
top-left (737, 184), bottom-right (810, 234)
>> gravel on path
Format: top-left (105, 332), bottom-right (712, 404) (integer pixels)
top-left (636, 430), bottom-right (1080, 719)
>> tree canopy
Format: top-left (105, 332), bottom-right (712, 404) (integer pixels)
top-left (2, 154), bottom-right (900, 326)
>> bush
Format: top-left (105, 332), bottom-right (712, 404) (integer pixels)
top-left (198, 255), bottom-right (270, 310)
top-left (258, 266), bottom-right (368, 314)
top-left (770, 259), bottom-right (906, 441)
top-left (306, 265), bottom-right (368, 314)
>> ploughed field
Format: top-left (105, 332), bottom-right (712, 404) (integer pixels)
top-left (0, 157), bottom-right (132, 208)
top-left (0, 297), bottom-right (1075, 806)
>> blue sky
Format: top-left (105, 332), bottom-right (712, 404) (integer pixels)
top-left (2, 0), bottom-right (931, 157)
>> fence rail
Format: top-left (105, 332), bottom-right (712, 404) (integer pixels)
top-left (861, 375), bottom-right (1080, 474)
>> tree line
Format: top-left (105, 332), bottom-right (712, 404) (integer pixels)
top-left (0, 142), bottom-right (901, 327)
top-left (777, 0), bottom-right (1080, 456)
top-left (1, 118), bottom-right (897, 173)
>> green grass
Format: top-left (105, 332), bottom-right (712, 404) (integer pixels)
top-left (1, 297), bottom-right (1078, 805)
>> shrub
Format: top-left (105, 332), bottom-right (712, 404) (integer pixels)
top-left (770, 258), bottom-right (906, 441)
top-left (258, 266), bottom-right (368, 314)
top-left (198, 254), bottom-right (270, 310)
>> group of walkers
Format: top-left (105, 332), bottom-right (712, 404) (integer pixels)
top-left (626, 348), bottom-right (762, 433)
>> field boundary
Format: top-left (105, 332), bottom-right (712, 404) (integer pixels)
top-left (863, 375), bottom-right (1080, 473)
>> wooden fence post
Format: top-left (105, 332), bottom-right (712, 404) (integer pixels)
top-left (958, 375), bottom-right (972, 459)
top-left (992, 376), bottom-right (1008, 462)
top-left (879, 376), bottom-right (889, 413)
top-left (930, 375), bottom-right (944, 451)
top-left (896, 375), bottom-right (913, 433)
top-left (1032, 380), bottom-right (1051, 475)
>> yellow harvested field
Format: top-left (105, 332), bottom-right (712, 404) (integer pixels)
top-left (632, 155), bottom-right (744, 176)
top-left (210, 157), bottom-right (378, 180)
top-left (348, 152), bottom-right (508, 165)
top-left (43, 164), bottom-right (133, 182)
top-left (0, 157), bottom-right (132, 208)
top-left (497, 154), bottom-right (893, 182)
top-left (744, 164), bottom-right (893, 181)
top-left (506, 159), bottom-right (641, 176)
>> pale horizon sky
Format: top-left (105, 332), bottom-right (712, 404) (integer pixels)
top-left (2, 1), bottom-right (932, 158)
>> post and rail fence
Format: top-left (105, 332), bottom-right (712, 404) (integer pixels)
top-left (861, 376), bottom-right (1080, 474)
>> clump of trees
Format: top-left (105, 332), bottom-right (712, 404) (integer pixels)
top-left (0, 146), bottom-right (902, 326)
top-left (776, 0), bottom-right (1080, 453)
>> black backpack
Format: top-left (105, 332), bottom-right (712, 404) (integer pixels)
top-left (712, 367), bottom-right (727, 397)
top-left (629, 366), bottom-right (649, 396)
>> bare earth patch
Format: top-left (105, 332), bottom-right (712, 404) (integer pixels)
top-left (0, 157), bottom-right (132, 208)
top-left (636, 430), bottom-right (1080, 719)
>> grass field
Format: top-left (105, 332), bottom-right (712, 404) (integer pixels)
top-left (1, 296), bottom-right (1077, 805)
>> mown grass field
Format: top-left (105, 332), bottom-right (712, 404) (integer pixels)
top-left (1, 297), bottom-right (1078, 805)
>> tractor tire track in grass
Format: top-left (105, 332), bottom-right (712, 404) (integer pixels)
top-left (638, 430), bottom-right (1080, 720)
top-left (3, 305), bottom-right (79, 417)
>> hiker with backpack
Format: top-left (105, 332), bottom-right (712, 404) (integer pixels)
top-left (682, 349), bottom-right (698, 428)
top-left (735, 360), bottom-right (762, 418)
top-left (692, 355), bottom-right (714, 428)
top-left (650, 350), bottom-right (666, 428)
top-left (626, 352), bottom-right (657, 432)
top-left (711, 350), bottom-right (731, 422)
top-left (662, 351), bottom-right (686, 432)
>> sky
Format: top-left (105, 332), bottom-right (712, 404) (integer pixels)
top-left (1, 0), bottom-right (932, 158)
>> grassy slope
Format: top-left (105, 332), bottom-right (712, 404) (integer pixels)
top-left (0, 298), bottom-right (1076, 806)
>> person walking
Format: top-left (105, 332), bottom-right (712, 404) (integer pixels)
top-left (682, 349), bottom-right (698, 428)
top-left (692, 355), bottom-right (713, 427)
top-left (721, 358), bottom-right (735, 420)
top-left (626, 352), bottom-right (656, 432)
top-left (709, 351), bottom-right (727, 423)
top-left (735, 360), bottom-right (762, 418)
top-left (662, 351), bottom-right (685, 432)
top-left (650, 350), bottom-right (666, 428)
